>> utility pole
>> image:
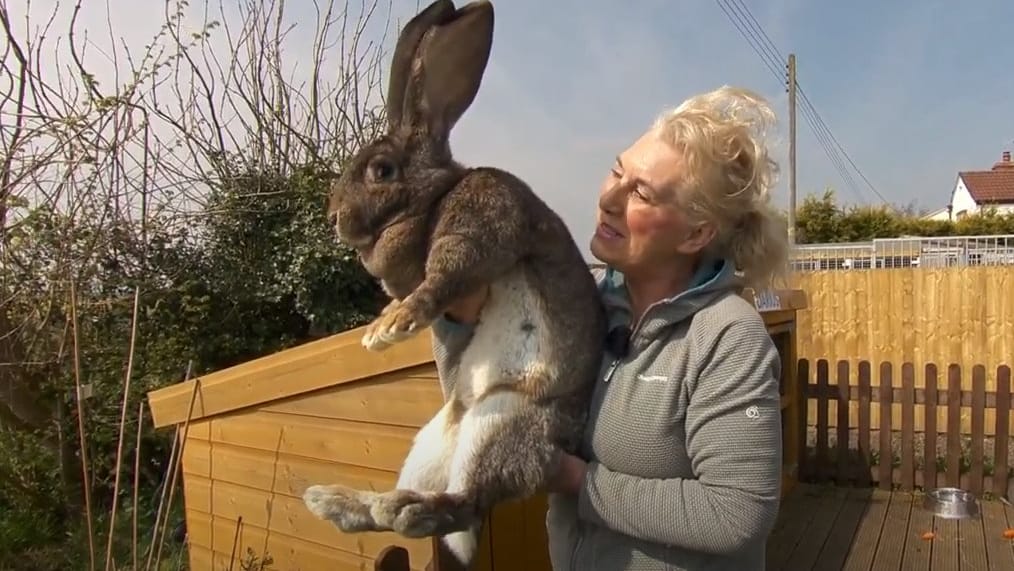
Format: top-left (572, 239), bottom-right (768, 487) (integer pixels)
top-left (786, 53), bottom-right (797, 245)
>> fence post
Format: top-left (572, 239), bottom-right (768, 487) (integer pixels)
top-left (924, 364), bottom-right (938, 490)
top-left (995, 366), bottom-right (1012, 497)
top-left (878, 362), bottom-right (893, 490)
top-left (901, 363), bottom-right (915, 491)
top-left (971, 365), bottom-right (986, 495)
top-left (857, 361), bottom-right (872, 487)
top-left (816, 359), bottom-right (829, 482)
top-left (947, 364), bottom-right (962, 486)
top-left (836, 361), bottom-right (849, 485)
top-left (796, 358), bottom-right (810, 482)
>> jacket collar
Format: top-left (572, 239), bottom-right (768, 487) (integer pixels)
top-left (598, 257), bottom-right (742, 351)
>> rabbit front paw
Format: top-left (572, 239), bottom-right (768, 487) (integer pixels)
top-left (361, 297), bottom-right (426, 351)
top-left (303, 484), bottom-right (380, 533)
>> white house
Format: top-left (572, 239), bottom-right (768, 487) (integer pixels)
top-left (922, 205), bottom-right (952, 222)
top-left (923, 150), bottom-right (1014, 221)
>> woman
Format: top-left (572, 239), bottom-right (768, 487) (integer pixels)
top-left (433, 85), bottom-right (788, 570)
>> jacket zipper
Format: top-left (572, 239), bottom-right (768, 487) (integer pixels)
top-left (573, 301), bottom-right (662, 566)
top-left (603, 305), bottom-right (653, 383)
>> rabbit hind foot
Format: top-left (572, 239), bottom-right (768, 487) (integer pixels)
top-left (302, 484), bottom-right (386, 533)
top-left (303, 483), bottom-right (473, 538)
top-left (380, 489), bottom-right (476, 538)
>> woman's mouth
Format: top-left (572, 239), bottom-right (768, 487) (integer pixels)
top-left (596, 223), bottom-right (623, 240)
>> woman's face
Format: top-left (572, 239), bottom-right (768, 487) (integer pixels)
top-left (590, 129), bottom-right (714, 277)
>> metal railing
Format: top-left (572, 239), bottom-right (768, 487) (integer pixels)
top-left (790, 235), bottom-right (1014, 271)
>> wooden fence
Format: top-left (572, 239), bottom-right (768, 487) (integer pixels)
top-left (799, 358), bottom-right (1014, 496)
top-left (788, 267), bottom-right (1014, 380)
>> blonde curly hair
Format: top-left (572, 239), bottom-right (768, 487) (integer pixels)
top-left (651, 85), bottom-right (789, 290)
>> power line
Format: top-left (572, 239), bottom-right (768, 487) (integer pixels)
top-left (795, 85), bottom-right (890, 203)
top-left (719, 0), bottom-right (868, 201)
top-left (715, 1), bottom-right (782, 81)
top-left (715, 0), bottom-right (889, 205)
top-left (725, 0), bottom-right (786, 70)
top-left (715, 0), bottom-right (862, 201)
top-left (796, 92), bottom-right (863, 197)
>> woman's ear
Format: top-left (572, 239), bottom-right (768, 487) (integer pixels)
top-left (676, 221), bottom-right (717, 255)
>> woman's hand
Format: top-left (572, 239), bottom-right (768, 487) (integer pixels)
top-left (547, 452), bottom-right (588, 495)
top-left (443, 285), bottom-right (490, 325)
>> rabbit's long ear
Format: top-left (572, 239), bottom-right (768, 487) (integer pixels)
top-left (386, 0), bottom-right (457, 130)
top-left (391, 1), bottom-right (494, 141)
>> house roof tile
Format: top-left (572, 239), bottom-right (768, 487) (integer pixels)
top-left (959, 152), bottom-right (1014, 204)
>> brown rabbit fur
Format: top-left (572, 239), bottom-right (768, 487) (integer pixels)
top-left (302, 0), bottom-right (606, 566)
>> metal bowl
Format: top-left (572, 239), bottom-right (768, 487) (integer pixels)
top-left (923, 487), bottom-right (979, 519)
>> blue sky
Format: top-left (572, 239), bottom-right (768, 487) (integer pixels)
top-left (438, 0), bottom-right (1014, 250)
top-left (20, 0), bottom-right (1014, 256)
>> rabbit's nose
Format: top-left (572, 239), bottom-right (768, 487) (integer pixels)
top-left (327, 211), bottom-right (339, 227)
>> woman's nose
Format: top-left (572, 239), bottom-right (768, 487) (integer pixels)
top-left (599, 180), bottom-right (625, 215)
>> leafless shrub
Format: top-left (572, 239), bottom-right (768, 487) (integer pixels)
top-left (0, 0), bottom-right (395, 564)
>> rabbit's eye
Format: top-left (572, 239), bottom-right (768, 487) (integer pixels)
top-left (368, 157), bottom-right (397, 183)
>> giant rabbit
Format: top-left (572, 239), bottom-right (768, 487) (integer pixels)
top-left (303, 0), bottom-right (606, 566)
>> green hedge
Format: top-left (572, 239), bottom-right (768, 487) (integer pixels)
top-left (794, 189), bottom-right (1014, 244)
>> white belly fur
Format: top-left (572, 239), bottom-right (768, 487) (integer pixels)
top-left (455, 269), bottom-right (554, 401)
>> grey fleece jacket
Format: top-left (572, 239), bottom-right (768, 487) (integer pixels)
top-left (430, 258), bottom-right (783, 571)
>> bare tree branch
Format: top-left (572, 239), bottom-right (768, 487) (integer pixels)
top-left (0, 0), bottom-right (393, 445)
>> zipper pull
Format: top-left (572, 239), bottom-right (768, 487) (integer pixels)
top-left (604, 358), bottom-right (620, 383)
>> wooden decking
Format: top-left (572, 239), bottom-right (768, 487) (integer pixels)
top-left (768, 483), bottom-right (1014, 570)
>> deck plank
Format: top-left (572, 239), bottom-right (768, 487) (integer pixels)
top-left (841, 488), bottom-right (890, 571)
top-left (767, 483), bottom-right (998, 571)
top-left (929, 516), bottom-right (959, 570)
top-left (816, 487), bottom-right (872, 570)
top-left (902, 492), bottom-right (933, 570)
top-left (781, 486), bottom-right (847, 570)
top-left (982, 500), bottom-right (1014, 569)
top-left (869, 488), bottom-right (913, 570)
top-left (1006, 503), bottom-right (1014, 564)
top-left (766, 485), bottom-right (822, 569)
top-left (958, 507), bottom-right (989, 571)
